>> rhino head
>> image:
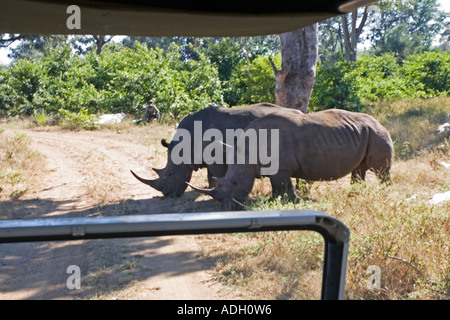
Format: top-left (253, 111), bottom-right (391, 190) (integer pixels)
top-left (131, 139), bottom-right (192, 197)
top-left (187, 164), bottom-right (257, 210)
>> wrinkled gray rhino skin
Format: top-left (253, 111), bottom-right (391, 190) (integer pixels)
top-left (131, 103), bottom-right (303, 197)
top-left (190, 109), bottom-right (393, 209)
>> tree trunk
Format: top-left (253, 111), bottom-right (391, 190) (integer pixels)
top-left (270, 24), bottom-right (318, 113)
top-left (341, 6), bottom-right (369, 62)
top-left (93, 35), bottom-right (105, 55)
top-left (92, 35), bottom-right (114, 55)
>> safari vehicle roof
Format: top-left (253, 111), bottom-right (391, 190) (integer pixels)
top-left (1, 0), bottom-right (377, 36)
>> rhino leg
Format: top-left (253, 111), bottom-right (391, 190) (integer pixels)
top-left (376, 167), bottom-right (392, 185)
top-left (365, 135), bottom-right (393, 185)
top-left (368, 156), bottom-right (392, 185)
top-left (351, 168), bottom-right (367, 184)
top-left (352, 162), bottom-right (392, 185)
top-left (270, 170), bottom-right (298, 202)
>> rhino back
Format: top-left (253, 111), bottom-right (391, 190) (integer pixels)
top-left (177, 103), bottom-right (300, 133)
top-left (250, 109), bottom-right (391, 181)
top-left (170, 103), bottom-right (302, 154)
top-left (167, 104), bottom-right (301, 172)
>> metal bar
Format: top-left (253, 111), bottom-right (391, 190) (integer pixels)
top-left (321, 240), bottom-right (349, 300)
top-left (0, 209), bottom-right (350, 300)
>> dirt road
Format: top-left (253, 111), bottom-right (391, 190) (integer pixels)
top-left (0, 127), bottom-right (227, 299)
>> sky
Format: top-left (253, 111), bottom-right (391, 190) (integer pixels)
top-left (1, 0), bottom-right (450, 65)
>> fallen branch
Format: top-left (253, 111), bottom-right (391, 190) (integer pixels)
top-left (387, 255), bottom-right (423, 276)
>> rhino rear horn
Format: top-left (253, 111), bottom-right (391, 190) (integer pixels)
top-left (152, 167), bottom-right (164, 176)
top-left (161, 139), bottom-right (169, 148)
top-left (231, 198), bottom-right (246, 208)
top-left (130, 170), bottom-right (163, 191)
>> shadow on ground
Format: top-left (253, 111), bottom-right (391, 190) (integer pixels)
top-left (0, 192), bottom-right (223, 299)
top-left (0, 190), bottom-right (221, 220)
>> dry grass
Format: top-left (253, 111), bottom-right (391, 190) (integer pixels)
top-left (80, 150), bottom-right (128, 207)
top-left (79, 123), bottom-right (175, 209)
top-left (197, 230), bottom-right (324, 299)
top-left (0, 97), bottom-right (448, 299)
top-left (0, 130), bottom-right (47, 202)
top-left (369, 97), bottom-right (449, 158)
top-left (0, 120), bottom-right (176, 208)
top-left (195, 97), bottom-right (450, 300)
top-left (197, 150), bottom-right (449, 300)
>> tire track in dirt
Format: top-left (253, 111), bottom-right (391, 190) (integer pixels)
top-left (0, 128), bottom-right (226, 300)
top-left (0, 130), bottom-right (95, 299)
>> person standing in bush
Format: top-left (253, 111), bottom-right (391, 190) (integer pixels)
top-left (134, 100), bottom-right (160, 124)
top-left (144, 100), bottom-right (160, 122)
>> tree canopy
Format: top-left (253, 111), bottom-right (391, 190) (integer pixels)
top-left (0, 0), bottom-right (448, 119)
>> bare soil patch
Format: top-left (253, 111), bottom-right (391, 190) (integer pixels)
top-left (0, 126), bottom-right (228, 299)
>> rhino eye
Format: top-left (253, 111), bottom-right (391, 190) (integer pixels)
top-left (232, 181), bottom-right (237, 185)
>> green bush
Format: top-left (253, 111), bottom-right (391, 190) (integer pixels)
top-left (310, 51), bottom-right (449, 111)
top-left (310, 58), bottom-right (363, 111)
top-left (5, 59), bottom-right (45, 116)
top-left (228, 53), bottom-right (280, 106)
top-left (58, 108), bottom-right (99, 130)
top-left (0, 40), bottom-right (448, 121)
top-left (402, 51), bottom-right (450, 96)
top-left (354, 51), bottom-right (449, 101)
top-left (0, 66), bottom-right (13, 116)
top-left (355, 53), bottom-right (413, 101)
top-left (0, 42), bottom-right (224, 119)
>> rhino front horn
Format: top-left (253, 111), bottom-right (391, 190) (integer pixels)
top-left (130, 170), bottom-right (162, 191)
top-left (186, 182), bottom-right (216, 197)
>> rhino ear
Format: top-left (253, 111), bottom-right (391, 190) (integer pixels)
top-left (161, 139), bottom-right (170, 148)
